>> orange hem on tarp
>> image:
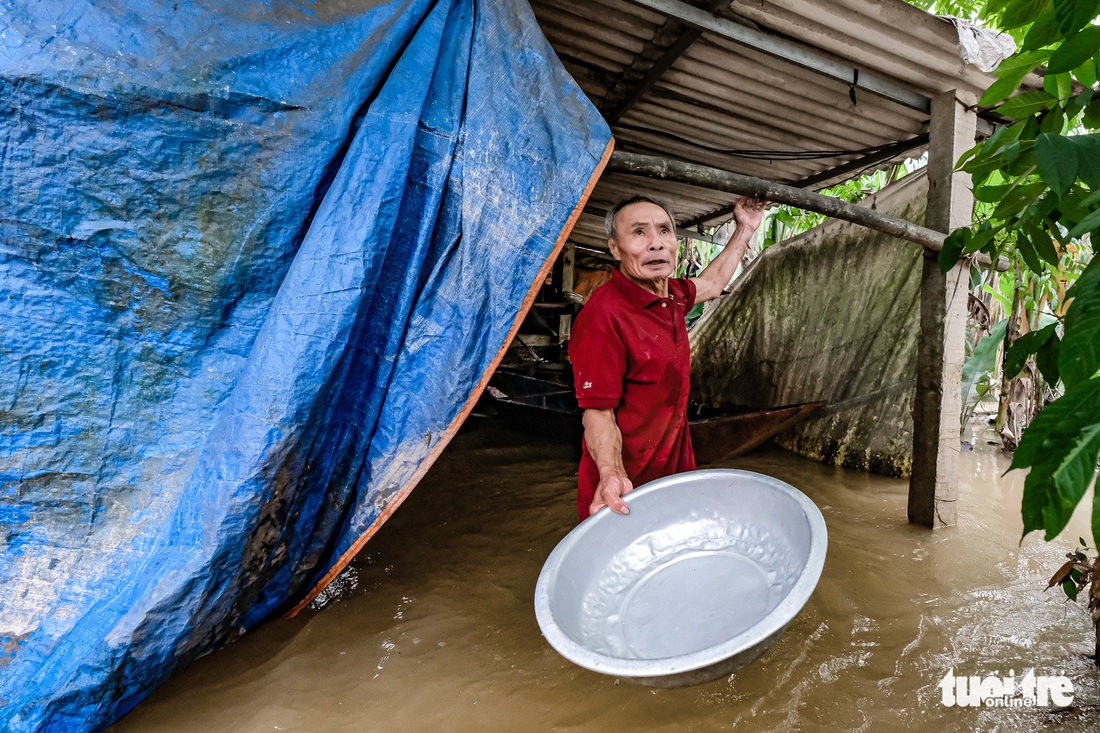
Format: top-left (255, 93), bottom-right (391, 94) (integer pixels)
top-left (286, 136), bottom-right (615, 618)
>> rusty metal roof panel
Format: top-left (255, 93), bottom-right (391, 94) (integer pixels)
top-left (728, 0), bottom-right (999, 98)
top-left (530, 0), bottom-right (1003, 238)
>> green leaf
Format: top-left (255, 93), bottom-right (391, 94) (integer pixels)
top-left (983, 283), bottom-right (1014, 311)
top-left (1068, 207), bottom-right (1100, 239)
top-left (1064, 578), bottom-right (1080, 600)
top-left (1016, 377), bottom-right (1100, 541)
top-left (1035, 133), bottom-right (1079, 196)
top-left (1080, 188), bottom-right (1100, 209)
top-left (994, 48), bottom-right (1056, 79)
top-left (1094, 482), bottom-right (1100, 551)
top-left (1016, 227), bottom-right (1046, 271)
top-left (1060, 256), bottom-right (1100, 387)
top-left (1036, 331), bottom-right (1062, 384)
top-left (965, 226), bottom-right (999, 255)
top-left (962, 319), bottom-right (1009, 406)
top-left (974, 184), bottom-right (1015, 203)
top-left (998, 89), bottom-right (1058, 118)
top-left (983, 73), bottom-right (1032, 107)
top-left (1039, 105), bottom-right (1067, 134)
top-left (983, 75), bottom-right (1030, 107)
top-left (1076, 58), bottom-right (1100, 89)
top-left (1005, 322), bottom-right (1059, 377)
top-left (1048, 26), bottom-right (1100, 74)
top-left (1030, 225), bottom-right (1062, 265)
top-left (1086, 97), bottom-right (1100, 130)
top-left (982, 53), bottom-right (1053, 106)
top-left (1053, 0), bottom-right (1100, 36)
top-left (1004, 0), bottom-right (1053, 29)
top-left (1024, 11), bottom-right (1063, 51)
top-left (938, 228), bottom-right (971, 273)
top-left (1043, 71), bottom-right (1074, 102)
top-left (1068, 90), bottom-right (1093, 121)
top-left (1027, 190), bottom-right (1061, 221)
top-left (993, 180), bottom-right (1045, 221)
top-left (1072, 135), bottom-right (1100, 187)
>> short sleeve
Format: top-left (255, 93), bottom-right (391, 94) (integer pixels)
top-left (676, 277), bottom-right (697, 311)
top-left (570, 297), bottom-right (625, 410)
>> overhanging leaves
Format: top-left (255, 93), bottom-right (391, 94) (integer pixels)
top-left (998, 89), bottom-right (1057, 118)
top-left (1047, 26), bottom-right (1100, 74)
top-left (1035, 133), bottom-right (1079, 197)
top-left (1060, 256), bottom-right (1100, 387)
top-left (1029, 224), bottom-right (1062, 265)
top-left (1072, 135), bottom-right (1100, 188)
top-left (982, 48), bottom-right (1052, 106)
top-left (1002, 0), bottom-right (1053, 29)
top-left (1053, 0), bottom-right (1100, 36)
top-left (1037, 332), bottom-right (1062, 385)
top-left (1005, 322), bottom-right (1059, 377)
top-left (962, 319), bottom-right (1008, 405)
top-left (938, 228), bottom-right (972, 273)
top-left (1016, 377), bottom-right (1100, 541)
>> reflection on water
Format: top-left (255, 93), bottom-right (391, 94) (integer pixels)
top-left (112, 421), bottom-right (1100, 732)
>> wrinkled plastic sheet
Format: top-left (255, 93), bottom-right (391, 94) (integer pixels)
top-left (0, 0), bottom-right (611, 729)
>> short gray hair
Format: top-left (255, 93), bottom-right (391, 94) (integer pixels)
top-left (604, 195), bottom-right (677, 240)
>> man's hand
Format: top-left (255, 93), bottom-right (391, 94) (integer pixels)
top-left (691, 196), bottom-right (769, 303)
top-left (591, 471), bottom-right (634, 516)
top-left (581, 408), bottom-right (634, 518)
top-left (733, 195), bottom-right (768, 233)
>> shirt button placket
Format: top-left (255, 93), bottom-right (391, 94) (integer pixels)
top-left (665, 297), bottom-right (677, 341)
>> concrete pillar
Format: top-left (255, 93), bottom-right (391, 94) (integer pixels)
top-left (908, 90), bottom-right (976, 528)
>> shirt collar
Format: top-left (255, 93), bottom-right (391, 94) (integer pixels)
top-left (610, 268), bottom-right (672, 309)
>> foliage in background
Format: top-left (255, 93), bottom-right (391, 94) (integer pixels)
top-left (757, 159), bottom-right (927, 252)
top-left (961, 318), bottom-right (1008, 426)
top-left (934, 0), bottom-right (1100, 548)
top-left (906, 0), bottom-right (983, 19)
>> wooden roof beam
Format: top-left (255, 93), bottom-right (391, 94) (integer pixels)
top-left (679, 132), bottom-right (929, 230)
top-left (606, 150), bottom-right (1007, 270)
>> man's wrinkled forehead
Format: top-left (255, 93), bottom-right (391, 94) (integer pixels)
top-left (615, 202), bottom-right (674, 233)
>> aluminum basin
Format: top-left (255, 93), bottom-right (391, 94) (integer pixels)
top-left (534, 469), bottom-right (827, 687)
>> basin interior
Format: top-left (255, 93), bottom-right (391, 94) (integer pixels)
top-left (548, 474), bottom-right (814, 662)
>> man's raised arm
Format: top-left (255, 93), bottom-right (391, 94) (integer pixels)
top-left (690, 196), bottom-right (767, 303)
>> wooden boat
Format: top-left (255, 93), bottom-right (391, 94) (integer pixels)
top-left (481, 367), bottom-right (825, 461)
top-left (688, 402), bottom-right (827, 463)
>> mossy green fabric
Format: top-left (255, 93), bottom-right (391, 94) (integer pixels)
top-left (690, 173), bottom-right (929, 477)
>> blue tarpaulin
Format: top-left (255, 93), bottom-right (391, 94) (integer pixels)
top-left (0, 0), bottom-right (611, 728)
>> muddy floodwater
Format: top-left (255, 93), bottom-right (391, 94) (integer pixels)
top-left (112, 421), bottom-right (1100, 733)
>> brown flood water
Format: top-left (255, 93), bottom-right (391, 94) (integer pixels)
top-left (112, 421), bottom-right (1100, 733)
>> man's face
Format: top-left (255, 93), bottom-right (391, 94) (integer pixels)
top-left (608, 201), bottom-right (677, 289)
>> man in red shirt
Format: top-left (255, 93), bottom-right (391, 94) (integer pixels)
top-left (570, 195), bottom-right (766, 520)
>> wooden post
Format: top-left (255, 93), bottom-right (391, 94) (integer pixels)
top-left (908, 90), bottom-right (976, 529)
top-left (559, 244), bottom-right (575, 345)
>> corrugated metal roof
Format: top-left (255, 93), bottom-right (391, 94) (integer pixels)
top-left (529, 0), bottom-right (1007, 248)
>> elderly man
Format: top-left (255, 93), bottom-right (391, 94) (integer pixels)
top-left (570, 195), bottom-right (766, 520)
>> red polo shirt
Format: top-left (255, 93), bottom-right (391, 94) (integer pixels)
top-left (570, 269), bottom-right (696, 520)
